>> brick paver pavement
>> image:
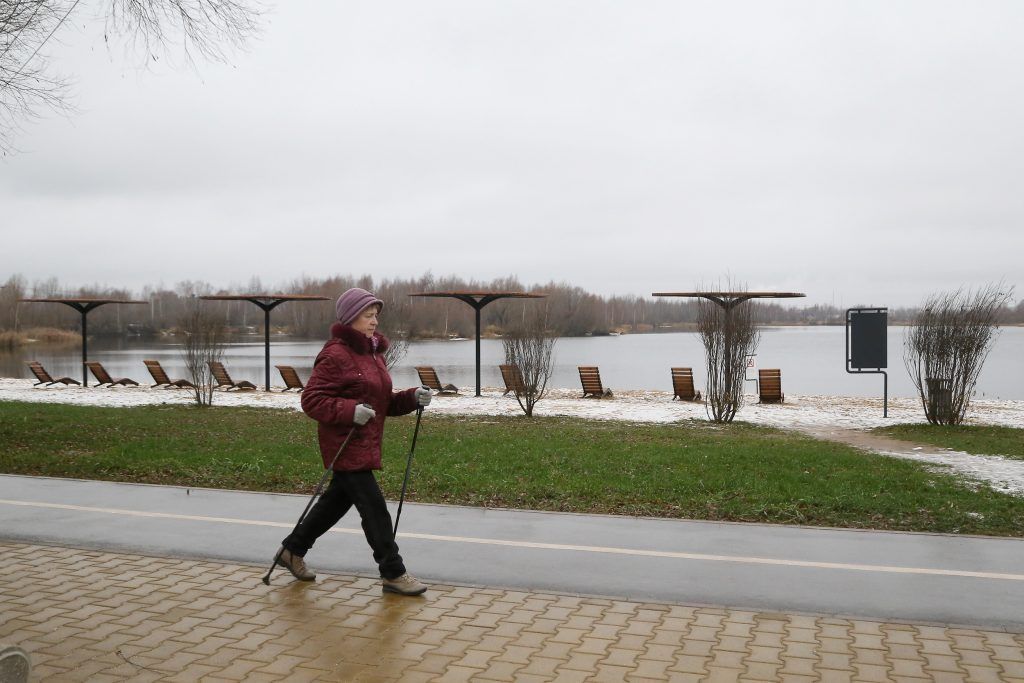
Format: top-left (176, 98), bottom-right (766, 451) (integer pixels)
top-left (2, 542), bottom-right (1023, 682)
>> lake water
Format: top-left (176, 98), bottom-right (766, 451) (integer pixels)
top-left (2, 327), bottom-right (1022, 400)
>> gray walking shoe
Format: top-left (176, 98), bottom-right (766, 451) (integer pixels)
top-left (275, 546), bottom-right (316, 581)
top-left (382, 572), bottom-right (427, 596)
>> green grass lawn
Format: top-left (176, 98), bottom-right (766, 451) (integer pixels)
top-left (2, 401), bottom-right (1022, 536)
top-left (872, 424), bottom-right (1024, 460)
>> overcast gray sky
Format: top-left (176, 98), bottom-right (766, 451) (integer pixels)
top-left (2, 1), bottom-right (1022, 307)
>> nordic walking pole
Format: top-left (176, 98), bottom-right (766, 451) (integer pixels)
top-left (393, 406), bottom-right (424, 539)
top-left (262, 406), bottom-right (368, 586)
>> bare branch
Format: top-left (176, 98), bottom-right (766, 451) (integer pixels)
top-left (0, 0), bottom-right (75, 153)
top-left (0, 0), bottom-right (260, 153)
top-left (107, 0), bottom-right (260, 65)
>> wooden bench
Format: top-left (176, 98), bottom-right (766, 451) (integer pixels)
top-left (499, 364), bottom-right (525, 395)
top-left (670, 367), bottom-right (702, 401)
top-left (144, 360), bottom-right (196, 389)
top-left (758, 368), bottom-right (784, 403)
top-left (85, 361), bottom-right (139, 387)
top-left (578, 366), bottom-right (610, 398)
top-left (416, 366), bottom-right (459, 394)
top-left (208, 361), bottom-right (257, 391)
top-left (26, 361), bottom-right (79, 387)
top-left (276, 365), bottom-right (305, 392)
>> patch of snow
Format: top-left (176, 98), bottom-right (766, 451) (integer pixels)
top-left (874, 449), bottom-right (1024, 497)
top-left (4, 379), bottom-right (1023, 428)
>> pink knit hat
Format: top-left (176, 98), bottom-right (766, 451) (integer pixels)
top-left (335, 288), bottom-right (384, 325)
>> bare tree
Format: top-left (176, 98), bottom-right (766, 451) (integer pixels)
top-left (383, 333), bottom-right (408, 371)
top-left (1, 1), bottom-right (73, 152)
top-left (0, 274), bottom-right (25, 330)
top-left (501, 306), bottom-right (556, 417)
top-left (1, 0), bottom-right (260, 153)
top-left (180, 298), bottom-right (225, 406)
top-left (904, 284), bottom-right (1014, 425)
top-left (697, 292), bottom-right (760, 424)
top-left (379, 285), bottom-right (411, 371)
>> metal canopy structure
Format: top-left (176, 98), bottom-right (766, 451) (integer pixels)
top-left (200, 294), bottom-right (330, 391)
top-left (652, 291), bottom-right (807, 404)
top-left (651, 291), bottom-right (806, 309)
top-left (18, 298), bottom-right (148, 386)
top-left (409, 291), bottom-right (546, 396)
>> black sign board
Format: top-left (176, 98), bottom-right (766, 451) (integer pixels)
top-left (850, 310), bottom-right (887, 369)
top-left (846, 308), bottom-right (889, 417)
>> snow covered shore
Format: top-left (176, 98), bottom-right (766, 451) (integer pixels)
top-left (2, 378), bottom-right (1020, 430)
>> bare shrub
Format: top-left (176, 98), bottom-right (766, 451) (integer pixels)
top-left (501, 307), bottom-right (556, 417)
top-left (180, 300), bottom-right (225, 407)
top-left (697, 293), bottom-right (760, 424)
top-left (904, 284), bottom-right (1014, 425)
top-left (0, 330), bottom-right (26, 350)
top-left (380, 290), bottom-right (411, 371)
top-left (383, 334), bottom-right (408, 371)
top-left (23, 327), bottom-right (79, 344)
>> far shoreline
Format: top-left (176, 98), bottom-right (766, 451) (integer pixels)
top-left (3, 320), bottom-right (1023, 348)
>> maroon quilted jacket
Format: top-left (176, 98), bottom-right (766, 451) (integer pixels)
top-left (300, 323), bottom-right (419, 471)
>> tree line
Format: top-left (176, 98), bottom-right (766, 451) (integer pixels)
top-left (1, 273), bottom-right (1021, 340)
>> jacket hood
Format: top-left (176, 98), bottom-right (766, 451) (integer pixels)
top-left (329, 322), bottom-right (390, 354)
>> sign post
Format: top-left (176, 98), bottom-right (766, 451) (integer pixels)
top-left (744, 354), bottom-right (758, 394)
top-left (846, 308), bottom-right (888, 417)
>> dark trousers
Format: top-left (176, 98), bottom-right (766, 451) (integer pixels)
top-left (282, 470), bottom-right (406, 580)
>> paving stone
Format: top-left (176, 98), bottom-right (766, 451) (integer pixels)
top-left (890, 658), bottom-right (930, 678)
top-left (782, 626), bottom-right (815, 643)
top-left (631, 658), bottom-right (672, 679)
top-left (717, 635), bottom-right (753, 652)
top-left (475, 659), bottom-right (525, 681)
top-left (991, 645), bottom-right (1024, 663)
top-left (998, 659), bottom-right (1024, 677)
top-left (517, 655), bottom-right (563, 677)
top-left (742, 660), bottom-right (782, 680)
top-left (2, 541), bottom-right (1022, 683)
top-left (956, 648), bottom-right (1003, 668)
top-left (703, 666), bottom-right (744, 682)
top-left (960, 664), bottom-right (1007, 683)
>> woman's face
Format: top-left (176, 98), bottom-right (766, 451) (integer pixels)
top-left (351, 305), bottom-right (380, 338)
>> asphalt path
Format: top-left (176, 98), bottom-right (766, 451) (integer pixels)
top-left (2, 474), bottom-right (1022, 631)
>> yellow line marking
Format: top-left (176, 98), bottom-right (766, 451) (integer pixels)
top-left (2, 498), bottom-right (1022, 581)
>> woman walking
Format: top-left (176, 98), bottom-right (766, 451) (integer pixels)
top-left (274, 288), bottom-right (432, 595)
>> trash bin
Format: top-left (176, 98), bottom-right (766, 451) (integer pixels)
top-left (925, 377), bottom-right (953, 424)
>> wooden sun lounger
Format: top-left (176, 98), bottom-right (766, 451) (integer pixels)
top-left (758, 368), bottom-right (784, 403)
top-left (499, 364), bottom-right (525, 395)
top-left (26, 361), bottom-right (80, 387)
top-left (143, 360), bottom-right (196, 389)
top-left (208, 361), bottom-right (257, 391)
top-left (415, 366), bottom-right (458, 394)
top-left (276, 365), bottom-right (305, 392)
top-left (85, 361), bottom-right (139, 387)
top-left (670, 367), bottom-right (702, 402)
top-left (578, 366), bottom-right (610, 398)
